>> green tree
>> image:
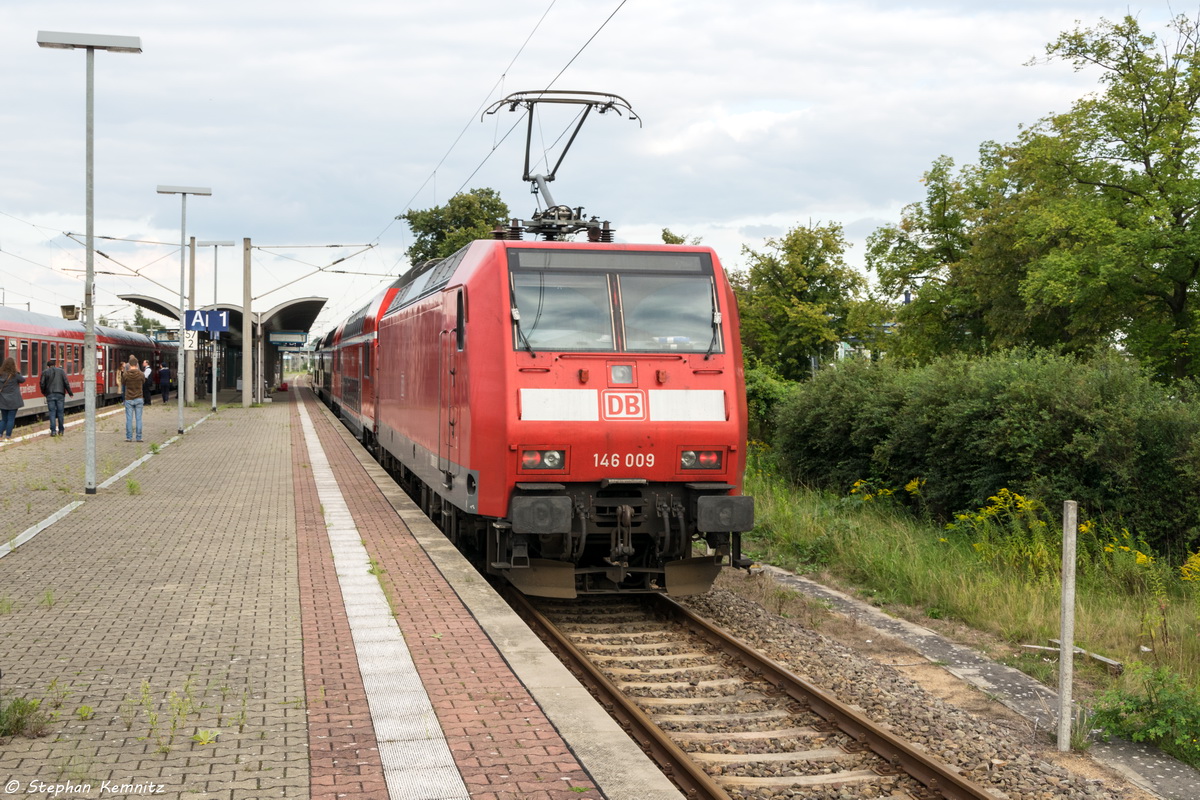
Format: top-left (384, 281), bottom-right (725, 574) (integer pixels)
top-left (734, 222), bottom-right (868, 380)
top-left (868, 15), bottom-right (1200, 379)
top-left (1010, 14), bottom-right (1200, 380)
top-left (661, 228), bottom-right (702, 245)
top-left (130, 307), bottom-right (155, 335)
top-left (866, 149), bottom-right (1100, 361)
top-left (400, 188), bottom-right (510, 264)
top-left (866, 155), bottom-right (988, 361)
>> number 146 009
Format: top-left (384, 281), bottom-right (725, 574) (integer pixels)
top-left (594, 452), bottom-right (655, 468)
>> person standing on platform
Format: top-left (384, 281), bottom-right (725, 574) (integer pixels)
top-left (142, 359), bottom-right (153, 405)
top-left (0, 356), bottom-right (26, 441)
top-left (39, 356), bottom-right (73, 437)
top-left (158, 363), bottom-right (171, 403)
top-left (122, 355), bottom-right (146, 443)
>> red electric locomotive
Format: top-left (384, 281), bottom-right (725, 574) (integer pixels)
top-left (346, 237), bottom-right (752, 598)
top-left (318, 90), bottom-right (753, 597)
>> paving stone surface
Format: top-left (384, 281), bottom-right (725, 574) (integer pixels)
top-left (1, 389), bottom-right (609, 800)
top-left (299, 390), bottom-right (600, 800)
top-left (0, 395), bottom-right (308, 799)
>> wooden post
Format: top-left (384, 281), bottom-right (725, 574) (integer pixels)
top-left (1058, 500), bottom-right (1078, 751)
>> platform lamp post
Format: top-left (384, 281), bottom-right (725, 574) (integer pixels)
top-left (37, 31), bottom-right (142, 495)
top-left (156, 185), bottom-right (211, 433)
top-left (197, 240), bottom-right (234, 412)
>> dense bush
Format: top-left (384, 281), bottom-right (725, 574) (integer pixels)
top-left (743, 364), bottom-right (798, 442)
top-left (773, 351), bottom-right (1200, 555)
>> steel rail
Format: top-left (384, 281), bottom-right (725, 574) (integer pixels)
top-left (652, 594), bottom-right (998, 800)
top-left (503, 588), bottom-right (733, 800)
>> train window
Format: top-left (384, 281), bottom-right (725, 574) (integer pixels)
top-left (456, 289), bottom-right (465, 351)
top-left (513, 250), bottom-right (708, 273)
top-left (620, 275), bottom-right (720, 354)
top-left (511, 272), bottom-right (615, 352)
top-left (20, 340), bottom-right (28, 374)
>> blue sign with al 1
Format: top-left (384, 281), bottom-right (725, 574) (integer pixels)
top-left (184, 310), bottom-right (231, 332)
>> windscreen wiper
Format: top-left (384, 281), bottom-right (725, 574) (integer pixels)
top-left (512, 307), bottom-right (536, 357)
top-left (704, 309), bottom-right (722, 360)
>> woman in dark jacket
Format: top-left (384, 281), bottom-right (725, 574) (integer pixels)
top-left (0, 356), bottom-right (27, 441)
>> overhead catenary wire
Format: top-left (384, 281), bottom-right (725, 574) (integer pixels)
top-left (453, 0), bottom-right (630, 201)
top-left (375, 0), bottom-right (562, 246)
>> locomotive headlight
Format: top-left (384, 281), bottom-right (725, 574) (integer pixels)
top-left (680, 450), bottom-right (723, 470)
top-left (521, 449), bottom-right (566, 470)
top-left (610, 364), bottom-right (634, 384)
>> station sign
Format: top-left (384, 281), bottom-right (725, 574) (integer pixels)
top-left (268, 331), bottom-right (308, 345)
top-left (185, 309), bottom-right (231, 332)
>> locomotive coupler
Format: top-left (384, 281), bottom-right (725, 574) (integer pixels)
top-left (604, 504), bottom-right (636, 567)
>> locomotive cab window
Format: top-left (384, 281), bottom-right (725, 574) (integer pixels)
top-left (508, 249), bottom-right (721, 355)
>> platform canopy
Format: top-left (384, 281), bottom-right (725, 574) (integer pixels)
top-left (118, 294), bottom-right (326, 346)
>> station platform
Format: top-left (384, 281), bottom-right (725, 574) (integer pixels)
top-left (0, 385), bottom-right (683, 800)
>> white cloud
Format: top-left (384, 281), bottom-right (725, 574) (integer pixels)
top-left (0, 0), bottom-right (1179, 330)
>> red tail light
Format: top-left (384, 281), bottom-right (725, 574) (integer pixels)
top-left (521, 450), bottom-right (565, 470)
top-left (680, 450), bottom-right (723, 470)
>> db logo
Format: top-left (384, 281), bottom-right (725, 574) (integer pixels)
top-left (601, 390), bottom-right (647, 420)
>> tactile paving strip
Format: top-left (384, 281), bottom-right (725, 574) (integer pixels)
top-left (298, 400), bottom-right (470, 800)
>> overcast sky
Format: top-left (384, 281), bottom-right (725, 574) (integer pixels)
top-left (0, 1), bottom-right (1179, 335)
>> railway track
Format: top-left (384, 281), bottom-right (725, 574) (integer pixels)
top-left (506, 591), bottom-right (997, 800)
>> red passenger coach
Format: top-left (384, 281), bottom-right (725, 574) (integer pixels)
top-left (354, 239), bottom-right (754, 598)
top-left (0, 305), bottom-right (178, 420)
top-left (315, 283), bottom-right (402, 444)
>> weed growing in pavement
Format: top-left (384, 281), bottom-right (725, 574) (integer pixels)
top-left (118, 700), bottom-right (138, 731)
top-left (235, 691), bottom-right (248, 734)
top-left (0, 696), bottom-right (52, 738)
top-left (158, 690), bottom-right (190, 752)
top-left (52, 754), bottom-right (97, 783)
top-left (126, 479), bottom-right (141, 495)
top-left (0, 596), bottom-right (13, 614)
top-left (45, 679), bottom-right (71, 709)
top-left (39, 590), bottom-right (56, 609)
top-left (149, 443), bottom-right (160, 455)
top-left (192, 729), bottom-right (219, 745)
top-left (367, 557), bottom-right (384, 576)
top-left (75, 705), bottom-right (94, 721)
top-left (128, 676), bottom-right (231, 754)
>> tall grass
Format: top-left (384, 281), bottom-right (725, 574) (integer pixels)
top-left (744, 445), bottom-right (1200, 764)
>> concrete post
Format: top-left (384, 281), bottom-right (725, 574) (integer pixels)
top-left (1058, 500), bottom-right (1078, 751)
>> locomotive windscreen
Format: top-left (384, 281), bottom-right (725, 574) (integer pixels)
top-left (508, 249), bottom-right (721, 354)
